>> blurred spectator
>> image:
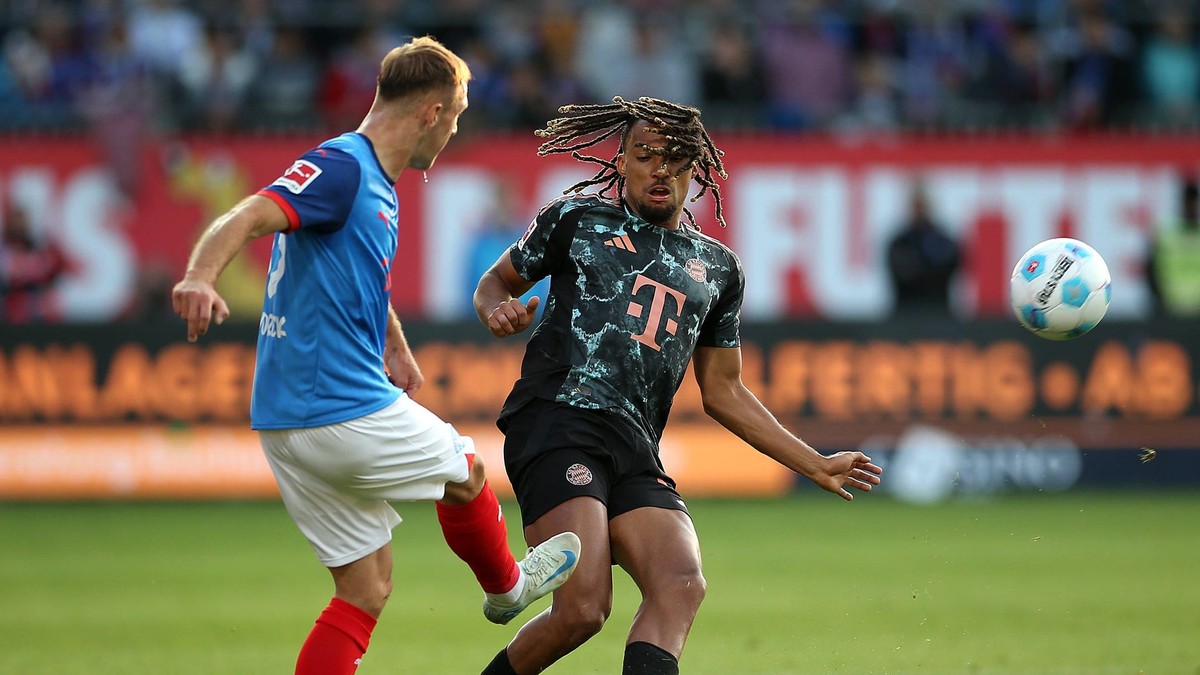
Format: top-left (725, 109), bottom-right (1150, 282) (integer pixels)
top-left (838, 51), bottom-right (900, 132)
top-left (0, 1), bottom-right (1199, 136)
top-left (968, 21), bottom-right (1058, 128)
top-left (234, 0), bottom-right (276, 61)
top-left (531, 53), bottom-right (590, 127)
top-left (78, 20), bottom-right (154, 196)
top-left (0, 202), bottom-right (70, 323)
top-left (1141, 8), bottom-right (1200, 128)
top-left (479, 0), bottom-right (539, 65)
top-left (759, 2), bottom-right (853, 129)
top-left (502, 59), bottom-right (558, 130)
top-left (533, 0), bottom-right (578, 68)
top-left (240, 26), bottom-right (320, 130)
top-left (414, 0), bottom-right (484, 53)
top-left (699, 22), bottom-right (769, 128)
top-left (573, 4), bottom-right (633, 103)
top-left (1058, 8), bottom-right (1138, 130)
top-left (456, 37), bottom-right (510, 134)
top-left (318, 27), bottom-right (387, 132)
top-left (893, 4), bottom-right (970, 129)
top-left (622, 15), bottom-right (701, 104)
top-left (1147, 176), bottom-right (1200, 317)
top-left (574, 6), bottom-right (698, 105)
top-left (0, 33), bottom-right (34, 125)
top-left (177, 24), bottom-right (258, 132)
top-left (125, 0), bottom-right (202, 79)
top-left (886, 182), bottom-right (962, 316)
top-left (12, 4), bottom-right (92, 129)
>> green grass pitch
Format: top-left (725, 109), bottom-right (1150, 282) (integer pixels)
top-left (2, 493), bottom-right (1197, 674)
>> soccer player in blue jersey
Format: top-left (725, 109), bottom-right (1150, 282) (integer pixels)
top-left (171, 36), bottom-right (579, 675)
top-left (474, 97), bottom-right (884, 675)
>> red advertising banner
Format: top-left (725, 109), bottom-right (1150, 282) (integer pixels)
top-left (2, 134), bottom-right (1196, 322)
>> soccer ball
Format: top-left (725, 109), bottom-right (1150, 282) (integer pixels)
top-left (1010, 238), bottom-right (1111, 340)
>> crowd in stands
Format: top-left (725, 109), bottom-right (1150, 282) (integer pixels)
top-left (0, 0), bottom-right (1198, 136)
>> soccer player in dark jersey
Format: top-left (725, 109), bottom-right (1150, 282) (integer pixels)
top-left (474, 97), bottom-right (884, 675)
top-left (171, 36), bottom-right (579, 675)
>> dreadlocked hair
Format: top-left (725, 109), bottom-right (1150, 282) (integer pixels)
top-left (534, 96), bottom-right (729, 230)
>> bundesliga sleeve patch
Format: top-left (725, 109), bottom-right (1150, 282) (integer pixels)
top-left (272, 159), bottom-right (323, 194)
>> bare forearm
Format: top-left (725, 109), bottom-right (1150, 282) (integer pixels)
top-left (185, 197), bottom-right (280, 283)
top-left (695, 347), bottom-right (883, 500)
top-left (473, 270), bottom-right (512, 326)
top-left (705, 387), bottom-right (824, 478)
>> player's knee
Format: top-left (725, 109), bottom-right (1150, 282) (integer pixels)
top-left (554, 600), bottom-right (610, 646)
top-left (655, 569), bottom-right (707, 612)
top-left (336, 577), bottom-right (393, 618)
top-left (440, 436), bottom-right (487, 505)
top-left (465, 450), bottom-right (487, 488)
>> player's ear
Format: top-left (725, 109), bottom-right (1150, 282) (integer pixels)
top-left (616, 151), bottom-right (626, 177)
top-left (418, 95), bottom-right (443, 129)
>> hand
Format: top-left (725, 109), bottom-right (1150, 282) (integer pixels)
top-left (172, 277), bottom-right (230, 343)
top-left (385, 345), bottom-right (425, 395)
top-left (812, 451), bottom-right (883, 502)
top-left (485, 296), bottom-right (540, 337)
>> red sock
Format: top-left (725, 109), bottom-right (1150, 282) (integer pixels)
top-left (295, 598), bottom-right (377, 675)
top-left (436, 463), bottom-right (520, 594)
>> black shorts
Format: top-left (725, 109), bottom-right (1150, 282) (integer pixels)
top-left (501, 398), bottom-right (689, 528)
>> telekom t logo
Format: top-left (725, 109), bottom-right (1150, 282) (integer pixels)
top-left (627, 274), bottom-right (686, 351)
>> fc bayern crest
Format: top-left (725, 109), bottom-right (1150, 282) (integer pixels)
top-left (685, 259), bottom-right (707, 283)
top-left (565, 463), bottom-right (593, 486)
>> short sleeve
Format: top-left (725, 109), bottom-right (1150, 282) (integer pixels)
top-left (509, 199), bottom-right (575, 282)
top-left (698, 249), bottom-right (744, 348)
top-left (257, 147), bottom-right (361, 233)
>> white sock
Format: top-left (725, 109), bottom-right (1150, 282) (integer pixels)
top-left (487, 567), bottom-right (526, 605)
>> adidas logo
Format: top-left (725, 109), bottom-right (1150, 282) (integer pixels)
top-left (604, 234), bottom-right (637, 253)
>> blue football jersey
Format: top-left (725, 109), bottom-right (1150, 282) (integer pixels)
top-left (250, 132), bottom-right (402, 429)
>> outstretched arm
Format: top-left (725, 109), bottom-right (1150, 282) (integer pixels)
top-left (473, 250), bottom-right (540, 338)
top-left (693, 345), bottom-right (882, 500)
top-left (172, 194), bottom-right (288, 342)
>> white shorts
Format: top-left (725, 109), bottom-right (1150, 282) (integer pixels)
top-left (258, 394), bottom-right (472, 567)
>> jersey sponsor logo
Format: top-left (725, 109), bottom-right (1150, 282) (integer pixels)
top-left (565, 463), bottom-right (593, 486)
top-left (685, 258), bottom-right (707, 283)
top-left (603, 233), bottom-right (637, 253)
top-left (259, 312), bottom-right (288, 338)
top-left (627, 274), bottom-right (687, 351)
top-left (272, 159), bottom-right (323, 194)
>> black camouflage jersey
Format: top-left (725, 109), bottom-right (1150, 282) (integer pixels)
top-left (500, 194), bottom-right (745, 444)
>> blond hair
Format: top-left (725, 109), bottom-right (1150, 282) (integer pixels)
top-left (377, 36), bottom-right (471, 101)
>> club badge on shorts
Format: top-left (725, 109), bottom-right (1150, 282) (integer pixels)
top-left (565, 463), bottom-right (593, 486)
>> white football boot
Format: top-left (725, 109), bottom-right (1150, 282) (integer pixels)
top-left (483, 531), bottom-right (581, 625)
